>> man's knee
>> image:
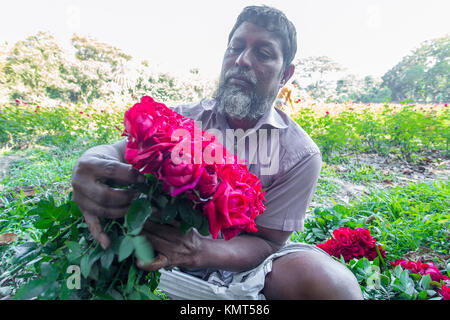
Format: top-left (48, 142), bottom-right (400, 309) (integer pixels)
top-left (263, 250), bottom-right (363, 300)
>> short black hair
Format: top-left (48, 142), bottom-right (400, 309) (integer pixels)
top-left (228, 5), bottom-right (297, 67)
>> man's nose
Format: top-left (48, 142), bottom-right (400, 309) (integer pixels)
top-left (235, 49), bottom-right (251, 69)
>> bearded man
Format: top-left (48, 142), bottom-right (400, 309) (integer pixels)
top-left (71, 5), bottom-right (362, 300)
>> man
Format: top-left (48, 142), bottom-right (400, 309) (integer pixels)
top-left (71, 5), bottom-right (362, 299)
top-left (276, 80), bottom-right (300, 115)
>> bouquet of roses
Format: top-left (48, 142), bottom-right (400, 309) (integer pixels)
top-left (122, 96), bottom-right (266, 245)
top-left (316, 226), bottom-right (386, 262)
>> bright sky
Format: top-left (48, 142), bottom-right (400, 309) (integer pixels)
top-left (1, 0), bottom-right (449, 79)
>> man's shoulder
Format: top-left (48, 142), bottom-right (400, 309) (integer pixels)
top-left (276, 108), bottom-right (321, 160)
top-left (171, 99), bottom-right (215, 120)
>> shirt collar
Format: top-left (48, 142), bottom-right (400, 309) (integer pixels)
top-left (206, 99), bottom-right (288, 131)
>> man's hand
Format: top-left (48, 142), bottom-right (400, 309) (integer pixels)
top-left (71, 141), bottom-right (145, 249)
top-left (137, 220), bottom-right (205, 271)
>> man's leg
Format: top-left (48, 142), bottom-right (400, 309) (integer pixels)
top-left (262, 249), bottom-right (363, 300)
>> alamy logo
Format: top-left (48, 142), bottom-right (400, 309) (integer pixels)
top-left (66, 265), bottom-right (81, 290)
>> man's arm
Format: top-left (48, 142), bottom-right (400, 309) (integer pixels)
top-left (138, 152), bottom-right (322, 272)
top-left (140, 222), bottom-right (291, 272)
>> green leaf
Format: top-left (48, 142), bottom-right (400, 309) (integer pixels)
top-left (399, 269), bottom-right (410, 287)
top-left (68, 200), bottom-right (82, 218)
top-left (13, 278), bottom-right (50, 300)
top-left (420, 274), bottom-right (432, 290)
top-left (126, 198), bottom-right (152, 236)
top-left (34, 218), bottom-right (54, 229)
top-left (100, 247), bottom-right (115, 269)
top-left (106, 288), bottom-right (124, 300)
top-left (118, 236), bottom-right (134, 262)
top-left (136, 284), bottom-right (160, 300)
top-left (80, 254), bottom-right (93, 278)
top-left (180, 220), bottom-right (192, 235)
top-left (191, 208), bottom-right (204, 230)
top-left (40, 262), bottom-right (59, 283)
top-left (56, 203), bottom-right (72, 222)
top-left (126, 265), bottom-right (137, 294)
top-left (418, 290), bottom-right (428, 300)
top-left (66, 241), bottom-right (82, 263)
top-left (154, 194), bottom-right (169, 209)
top-left (161, 201), bottom-right (178, 223)
top-left (178, 198), bottom-right (194, 226)
top-left (197, 215), bottom-right (210, 236)
top-left (12, 242), bottom-right (39, 264)
top-left (127, 290), bottom-right (142, 300)
top-left (132, 235), bottom-right (154, 265)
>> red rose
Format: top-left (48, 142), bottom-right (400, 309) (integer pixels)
top-left (440, 285), bottom-right (450, 300)
top-left (355, 228), bottom-right (376, 248)
top-left (317, 238), bottom-right (340, 257)
top-left (422, 262), bottom-right (445, 282)
top-left (332, 227), bottom-right (354, 247)
top-left (125, 142), bottom-right (176, 174)
top-left (203, 181), bottom-right (233, 239)
top-left (160, 157), bottom-right (204, 197)
top-left (196, 165), bottom-right (219, 199)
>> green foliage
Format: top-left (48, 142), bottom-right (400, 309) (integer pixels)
top-left (294, 103), bottom-right (450, 161)
top-left (293, 181), bottom-right (450, 258)
top-left (344, 258), bottom-right (443, 300)
top-left (5, 193), bottom-right (162, 300)
top-left (292, 180), bottom-right (449, 300)
top-left (0, 103), bottom-right (125, 149)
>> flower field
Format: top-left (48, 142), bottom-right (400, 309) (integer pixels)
top-left (0, 99), bottom-right (448, 300)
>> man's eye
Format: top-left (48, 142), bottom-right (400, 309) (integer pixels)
top-left (228, 46), bottom-right (243, 53)
top-left (258, 50), bottom-right (272, 59)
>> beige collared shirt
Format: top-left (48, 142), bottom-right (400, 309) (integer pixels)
top-left (172, 99), bottom-right (322, 232)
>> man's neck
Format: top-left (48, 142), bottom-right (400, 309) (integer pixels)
top-left (225, 114), bottom-right (259, 131)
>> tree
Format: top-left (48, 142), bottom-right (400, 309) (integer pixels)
top-left (294, 56), bottom-right (345, 100)
top-left (382, 35), bottom-right (449, 103)
top-left (69, 34), bottom-right (134, 103)
top-left (2, 31), bottom-right (75, 102)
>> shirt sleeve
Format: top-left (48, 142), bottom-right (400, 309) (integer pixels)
top-left (254, 152), bottom-right (322, 232)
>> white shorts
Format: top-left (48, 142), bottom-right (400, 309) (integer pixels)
top-left (157, 241), bottom-right (329, 300)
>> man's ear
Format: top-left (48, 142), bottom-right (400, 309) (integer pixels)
top-left (280, 64), bottom-right (295, 87)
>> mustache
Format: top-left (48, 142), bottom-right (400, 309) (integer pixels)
top-left (224, 67), bottom-right (257, 86)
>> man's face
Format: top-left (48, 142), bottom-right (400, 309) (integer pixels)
top-left (215, 21), bottom-right (290, 121)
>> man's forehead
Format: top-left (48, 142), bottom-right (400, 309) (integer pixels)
top-left (229, 21), bottom-right (283, 49)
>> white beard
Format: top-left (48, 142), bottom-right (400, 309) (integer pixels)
top-left (215, 81), bottom-right (276, 121)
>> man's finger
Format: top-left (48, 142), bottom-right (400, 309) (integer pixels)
top-left (83, 211), bottom-right (111, 249)
top-left (73, 177), bottom-right (138, 210)
top-left (143, 221), bottom-right (183, 243)
top-left (75, 193), bottom-right (130, 219)
top-left (82, 157), bottom-right (145, 186)
top-left (137, 254), bottom-right (169, 271)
